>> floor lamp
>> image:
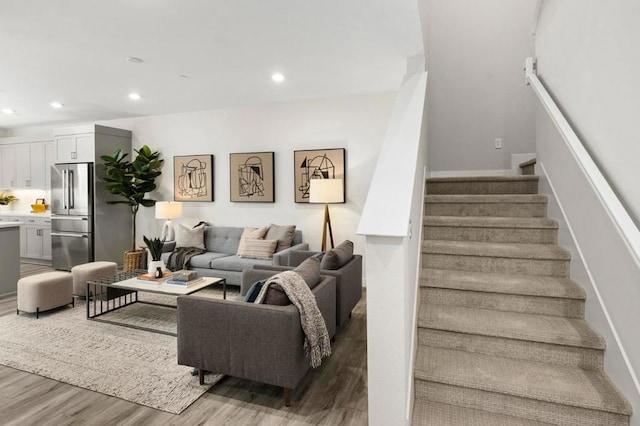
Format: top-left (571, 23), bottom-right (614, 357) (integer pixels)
top-left (155, 201), bottom-right (183, 241)
top-left (309, 179), bottom-right (344, 251)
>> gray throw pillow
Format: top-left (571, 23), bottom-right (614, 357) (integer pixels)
top-left (265, 224), bottom-right (296, 253)
top-left (293, 257), bottom-right (321, 289)
top-left (175, 223), bottom-right (205, 249)
top-left (321, 240), bottom-right (354, 270)
top-left (264, 284), bottom-right (290, 306)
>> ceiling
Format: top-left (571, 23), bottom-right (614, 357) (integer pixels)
top-left (0, 0), bottom-right (422, 130)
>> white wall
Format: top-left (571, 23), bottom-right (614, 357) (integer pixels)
top-left (535, 0), bottom-right (640, 226)
top-left (425, 0), bottom-right (538, 173)
top-left (6, 94), bottom-right (396, 265)
top-left (536, 104), bottom-right (640, 421)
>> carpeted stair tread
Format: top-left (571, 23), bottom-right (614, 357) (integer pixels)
top-left (423, 240), bottom-right (571, 260)
top-left (418, 304), bottom-right (604, 349)
top-left (415, 347), bottom-right (632, 415)
top-left (422, 269), bottom-right (585, 300)
top-left (424, 216), bottom-right (558, 229)
top-left (412, 400), bottom-right (550, 426)
top-left (426, 194), bottom-right (547, 204)
top-left (427, 176), bottom-right (539, 184)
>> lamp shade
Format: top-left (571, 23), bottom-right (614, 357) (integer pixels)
top-left (155, 201), bottom-right (183, 219)
top-left (309, 179), bottom-right (344, 203)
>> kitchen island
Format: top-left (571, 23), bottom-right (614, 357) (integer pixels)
top-left (0, 222), bottom-right (22, 296)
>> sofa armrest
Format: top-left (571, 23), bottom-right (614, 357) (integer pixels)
top-left (287, 250), bottom-right (317, 267)
top-left (177, 276), bottom-right (336, 389)
top-left (272, 242), bottom-right (309, 266)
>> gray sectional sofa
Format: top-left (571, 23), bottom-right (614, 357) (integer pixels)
top-left (162, 225), bottom-right (307, 286)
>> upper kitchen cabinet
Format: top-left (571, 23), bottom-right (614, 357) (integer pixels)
top-left (16, 142), bottom-right (54, 189)
top-left (0, 145), bottom-right (16, 189)
top-left (54, 125), bottom-right (131, 164)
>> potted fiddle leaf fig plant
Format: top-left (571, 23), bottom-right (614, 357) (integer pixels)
top-left (144, 235), bottom-right (166, 276)
top-left (101, 145), bottom-right (163, 270)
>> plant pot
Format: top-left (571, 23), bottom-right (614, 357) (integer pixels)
top-left (148, 260), bottom-right (166, 276)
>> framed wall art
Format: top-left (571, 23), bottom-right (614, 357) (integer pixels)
top-left (294, 148), bottom-right (345, 203)
top-left (230, 151), bottom-right (275, 202)
top-left (173, 154), bottom-right (214, 202)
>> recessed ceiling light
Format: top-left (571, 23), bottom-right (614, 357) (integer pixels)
top-left (50, 102), bottom-right (63, 109)
top-left (129, 93), bottom-right (141, 100)
top-left (127, 57), bottom-right (144, 63)
top-left (179, 75), bottom-right (189, 79)
top-left (2, 108), bottom-right (15, 114)
top-left (271, 73), bottom-right (285, 83)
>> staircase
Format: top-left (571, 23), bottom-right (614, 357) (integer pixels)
top-left (413, 176), bottom-right (632, 425)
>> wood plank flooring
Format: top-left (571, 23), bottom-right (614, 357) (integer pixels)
top-left (0, 268), bottom-right (368, 425)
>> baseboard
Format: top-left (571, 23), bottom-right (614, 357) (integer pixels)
top-left (428, 169), bottom-right (515, 178)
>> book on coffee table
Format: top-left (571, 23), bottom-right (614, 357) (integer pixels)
top-left (165, 277), bottom-right (205, 286)
top-left (136, 271), bottom-right (173, 283)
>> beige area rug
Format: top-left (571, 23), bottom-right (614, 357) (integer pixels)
top-left (0, 298), bottom-right (223, 414)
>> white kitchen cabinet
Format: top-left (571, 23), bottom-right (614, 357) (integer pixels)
top-left (55, 133), bottom-right (95, 163)
top-left (16, 143), bottom-right (48, 189)
top-left (44, 141), bottom-right (55, 190)
top-left (0, 145), bottom-right (16, 189)
top-left (17, 216), bottom-right (52, 261)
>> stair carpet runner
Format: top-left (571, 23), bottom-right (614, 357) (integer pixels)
top-left (413, 176), bottom-right (632, 426)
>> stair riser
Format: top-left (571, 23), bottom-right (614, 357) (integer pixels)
top-left (424, 225), bottom-right (557, 244)
top-left (427, 181), bottom-right (538, 195)
top-left (425, 202), bottom-right (547, 217)
top-left (422, 287), bottom-right (585, 318)
top-left (422, 254), bottom-right (570, 277)
top-left (417, 328), bottom-right (603, 369)
top-left (414, 380), bottom-right (629, 426)
top-left (521, 164), bottom-right (535, 175)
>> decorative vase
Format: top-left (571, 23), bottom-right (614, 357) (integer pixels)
top-left (148, 260), bottom-right (166, 275)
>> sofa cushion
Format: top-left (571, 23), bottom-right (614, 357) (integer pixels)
top-left (236, 226), bottom-right (268, 255)
top-left (188, 252), bottom-right (232, 269)
top-left (210, 255), bottom-right (272, 272)
top-left (175, 223), bottom-right (205, 249)
top-left (293, 257), bottom-right (321, 289)
top-left (204, 226), bottom-right (245, 254)
top-left (265, 224), bottom-right (296, 253)
top-left (238, 238), bottom-right (277, 260)
top-left (321, 240), bottom-right (354, 270)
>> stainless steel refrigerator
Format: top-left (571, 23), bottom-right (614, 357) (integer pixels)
top-left (51, 163), bottom-right (94, 270)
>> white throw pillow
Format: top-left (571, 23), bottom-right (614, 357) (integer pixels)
top-left (236, 226), bottom-right (268, 255)
top-left (238, 238), bottom-right (277, 260)
top-left (175, 223), bottom-right (205, 249)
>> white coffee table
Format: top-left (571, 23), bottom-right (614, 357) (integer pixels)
top-left (86, 269), bottom-right (225, 336)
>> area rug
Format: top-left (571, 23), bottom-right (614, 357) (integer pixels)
top-left (0, 300), bottom-right (222, 414)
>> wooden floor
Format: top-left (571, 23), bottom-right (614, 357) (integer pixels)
top-left (0, 264), bottom-right (368, 425)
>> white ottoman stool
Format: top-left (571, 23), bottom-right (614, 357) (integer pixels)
top-left (17, 271), bottom-right (74, 318)
top-left (71, 261), bottom-right (118, 297)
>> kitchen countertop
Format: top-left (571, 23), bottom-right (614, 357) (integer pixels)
top-left (0, 210), bottom-right (51, 217)
top-left (0, 221), bottom-right (23, 228)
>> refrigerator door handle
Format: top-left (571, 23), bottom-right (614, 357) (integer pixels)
top-left (63, 169), bottom-right (68, 209)
top-left (69, 170), bottom-right (75, 209)
top-left (51, 232), bottom-right (89, 238)
top-left (51, 215), bottom-right (88, 221)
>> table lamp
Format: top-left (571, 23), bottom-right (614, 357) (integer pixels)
top-left (309, 179), bottom-right (344, 251)
top-left (155, 201), bottom-right (183, 241)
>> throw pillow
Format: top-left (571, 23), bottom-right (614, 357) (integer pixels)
top-left (238, 238), bottom-right (278, 260)
top-left (175, 223), bottom-right (205, 249)
top-left (236, 226), bottom-right (268, 255)
top-left (243, 279), bottom-right (266, 303)
top-left (293, 257), bottom-right (321, 289)
top-left (263, 284), bottom-right (290, 306)
top-left (265, 224), bottom-right (296, 253)
top-left (321, 240), bottom-right (354, 270)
